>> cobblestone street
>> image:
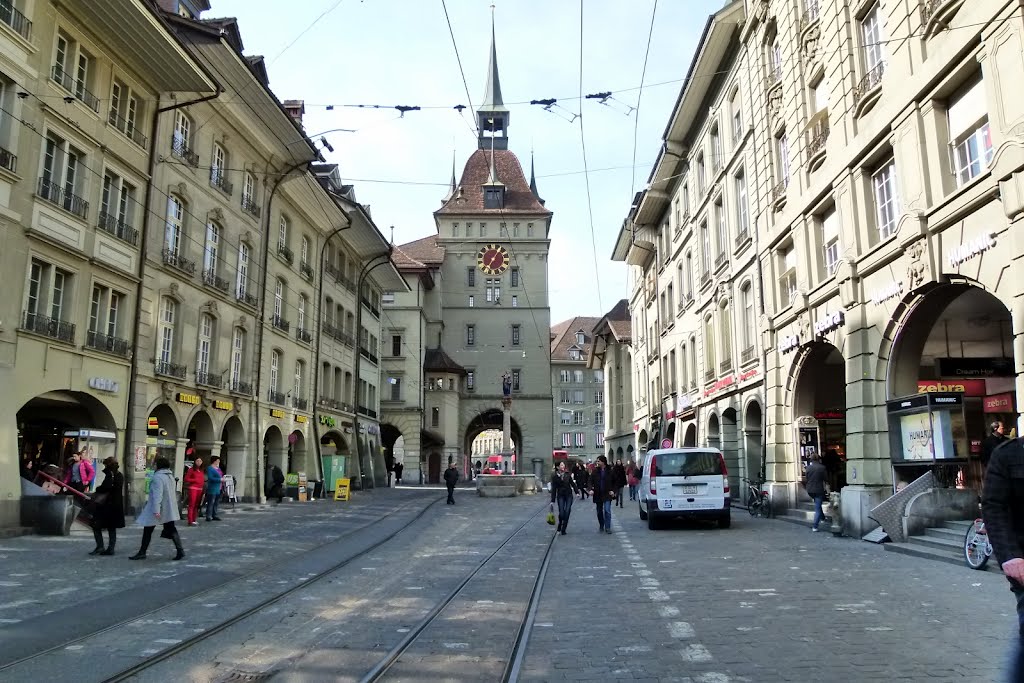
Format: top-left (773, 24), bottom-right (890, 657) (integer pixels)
top-left (0, 490), bottom-right (1015, 682)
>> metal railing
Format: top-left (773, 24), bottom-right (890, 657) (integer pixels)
top-left (277, 243), bottom-right (293, 264)
top-left (170, 135), bottom-right (199, 167)
top-left (734, 230), bottom-right (751, 247)
top-left (85, 330), bottom-right (129, 357)
top-left (807, 122), bottom-right (830, 159)
top-left (720, 358), bottom-right (733, 374)
top-left (196, 369), bottom-right (222, 388)
top-left (771, 179), bottom-right (788, 204)
top-left (51, 64), bottom-right (99, 112)
top-left (854, 62), bottom-right (885, 107)
top-left (22, 310), bottom-right (75, 342)
top-left (319, 396), bottom-right (340, 410)
top-left (209, 169), bottom-right (233, 195)
top-left (155, 360), bottom-right (187, 379)
top-left (202, 269), bottom-right (230, 293)
top-left (741, 345), bottom-right (757, 364)
top-left (296, 328), bottom-right (312, 344)
top-left (38, 177), bottom-right (89, 219)
top-left (715, 251), bottom-right (729, 270)
top-left (700, 270), bottom-right (711, 287)
top-left (357, 405), bottom-right (377, 419)
top-left (161, 247), bottom-right (196, 275)
top-left (921, 0), bottom-right (955, 26)
top-left (236, 288), bottom-right (258, 308)
top-left (293, 397), bottom-right (308, 411)
top-left (267, 389), bottom-right (286, 405)
top-left (107, 108), bottom-right (147, 148)
top-left (359, 346), bottom-right (379, 364)
top-left (0, 146), bottom-right (17, 174)
top-left (230, 379), bottom-right (253, 395)
top-left (241, 195), bottom-right (261, 219)
top-left (272, 315), bottom-right (290, 332)
top-left (766, 63), bottom-right (783, 87)
top-left (801, 0), bottom-right (820, 27)
top-left (97, 211), bottom-right (139, 246)
top-left (300, 262), bottom-right (314, 281)
top-left (704, 368), bottom-right (716, 383)
top-left (361, 297), bottom-right (380, 318)
top-left (0, 0), bottom-right (32, 40)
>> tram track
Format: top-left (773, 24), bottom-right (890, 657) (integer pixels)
top-left (0, 495), bottom-right (443, 681)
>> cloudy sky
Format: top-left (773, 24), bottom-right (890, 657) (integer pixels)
top-left (211, 0), bottom-right (723, 323)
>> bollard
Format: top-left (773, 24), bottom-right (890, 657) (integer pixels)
top-left (828, 490), bottom-right (843, 536)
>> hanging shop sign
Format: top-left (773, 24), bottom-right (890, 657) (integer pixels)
top-left (213, 400), bottom-right (233, 411)
top-left (147, 417), bottom-right (159, 430)
top-left (916, 379), bottom-right (986, 397)
top-left (814, 309), bottom-right (845, 337)
top-left (88, 377), bottom-right (120, 393)
top-left (270, 408), bottom-right (286, 419)
top-left (676, 394), bottom-right (693, 414)
top-left (319, 414), bottom-right (336, 428)
top-left (778, 334), bottom-right (800, 355)
top-left (984, 393), bottom-right (1016, 413)
top-left (176, 392), bottom-right (201, 405)
top-left (295, 415), bottom-right (308, 423)
top-left (870, 280), bottom-right (904, 306)
top-left (936, 357), bottom-right (1015, 378)
top-left (948, 232), bottom-right (996, 269)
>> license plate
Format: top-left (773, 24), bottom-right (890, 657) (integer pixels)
top-left (677, 485), bottom-right (698, 494)
top-left (660, 499), bottom-right (673, 509)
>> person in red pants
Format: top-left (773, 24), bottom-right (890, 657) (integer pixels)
top-left (183, 456), bottom-right (205, 526)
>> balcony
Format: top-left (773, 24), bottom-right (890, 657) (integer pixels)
top-left (107, 108), bottom-right (147, 149)
top-left (37, 177), bottom-right (89, 219)
top-left (361, 297), bottom-right (380, 319)
top-left (162, 248), bottom-right (196, 276)
top-left (800, 0), bottom-right (819, 28)
top-left (741, 345), bottom-right (757, 365)
top-left (202, 269), bottom-right (230, 293)
top-left (359, 346), bottom-right (379, 365)
top-left (98, 211), bottom-right (139, 246)
top-left (771, 180), bottom-right (788, 212)
top-left (277, 243), bottom-right (294, 265)
top-left (155, 360), bottom-right (187, 379)
top-left (720, 358), bottom-right (733, 374)
top-left (0, 0), bottom-right (32, 40)
top-left (734, 230), bottom-right (751, 250)
top-left (209, 170), bottom-right (233, 195)
top-left (338, 273), bottom-right (356, 293)
top-left (267, 389), bottom-right (286, 406)
top-left (170, 135), bottom-right (199, 167)
top-left (853, 62), bottom-right (885, 116)
top-left (85, 330), bottom-right (129, 358)
top-left (241, 194), bottom-right (261, 219)
top-left (300, 262), bottom-right (314, 281)
top-left (272, 315), bottom-right (290, 333)
top-left (704, 368), bottom-right (716, 383)
top-left (293, 397), bottom-right (309, 411)
top-left (21, 310), bottom-right (75, 343)
top-left (766, 63), bottom-right (783, 89)
top-left (230, 379), bottom-right (253, 395)
top-left (236, 288), bottom-right (258, 309)
top-left (700, 270), bottom-right (711, 288)
top-left (296, 327), bottom-right (312, 344)
top-left (646, 349), bottom-right (658, 364)
top-left (196, 369), bottom-right (223, 389)
top-left (0, 146), bottom-right (17, 174)
top-left (921, 0), bottom-right (964, 36)
top-left (51, 64), bottom-right (99, 112)
top-left (714, 251), bottom-right (729, 271)
top-left (319, 396), bottom-right (340, 410)
top-left (806, 119), bottom-right (830, 172)
top-left (357, 405), bottom-right (378, 419)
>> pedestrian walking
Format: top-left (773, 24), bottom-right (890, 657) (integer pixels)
top-left (88, 457), bottom-right (124, 556)
top-left (612, 460), bottom-right (627, 508)
top-left (267, 464), bottom-right (285, 503)
top-left (803, 453), bottom-right (828, 532)
top-left (982, 435), bottom-right (1024, 679)
top-left (394, 461), bottom-right (404, 486)
top-left (573, 463), bottom-right (589, 500)
top-left (205, 456), bottom-right (224, 520)
top-left (550, 461), bottom-right (578, 535)
top-left (63, 450), bottom-right (95, 494)
top-left (183, 456), bottom-right (204, 526)
top-left (444, 462), bottom-right (459, 504)
top-left (627, 462), bottom-right (640, 501)
top-left (130, 456), bottom-right (184, 561)
top-left (589, 455), bottom-right (616, 534)
top-left (983, 421), bottom-right (1009, 470)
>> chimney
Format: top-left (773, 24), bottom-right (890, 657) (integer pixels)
top-left (283, 99), bottom-right (305, 129)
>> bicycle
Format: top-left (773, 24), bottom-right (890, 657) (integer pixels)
top-left (743, 478), bottom-right (771, 518)
top-left (964, 516), bottom-right (992, 570)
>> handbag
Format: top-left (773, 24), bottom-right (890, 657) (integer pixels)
top-left (546, 503), bottom-right (556, 526)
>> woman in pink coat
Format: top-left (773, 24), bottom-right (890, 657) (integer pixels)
top-left (63, 450), bottom-right (95, 494)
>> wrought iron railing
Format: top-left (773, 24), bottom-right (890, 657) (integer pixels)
top-left (801, 0), bottom-right (820, 28)
top-left (272, 315), bottom-right (290, 332)
top-left (715, 251), bottom-right (729, 270)
top-left (300, 262), bottom-right (314, 281)
top-left (854, 62), bottom-right (885, 107)
top-left (209, 169), bottom-right (233, 195)
top-left (704, 368), bottom-right (716, 383)
top-left (170, 135), bottom-right (199, 167)
top-left (230, 379), bottom-right (253, 395)
top-left (236, 288), bottom-right (258, 308)
top-left (202, 269), bottom-right (230, 293)
top-left (771, 179), bottom-right (788, 204)
top-left (0, 0), bottom-right (32, 40)
top-left (22, 310), bottom-right (75, 342)
top-left (107, 108), bottom-right (147, 148)
top-left (357, 405), bottom-right (377, 419)
top-left (359, 346), bottom-right (379, 364)
top-left (97, 211), bottom-right (139, 246)
top-left (720, 358), bottom-right (733, 374)
top-left (196, 369), bottom-right (222, 388)
top-left (38, 177), bottom-right (89, 219)
top-left (293, 397), bottom-right (308, 411)
top-left (361, 297), bottom-right (380, 318)
top-left (277, 243), bottom-right (293, 264)
top-left (86, 330), bottom-right (129, 357)
top-left (807, 122), bottom-right (830, 159)
top-left (734, 230), bottom-right (751, 247)
top-left (241, 195), bottom-right (261, 219)
top-left (155, 360), bottom-right (187, 379)
top-left (0, 146), bottom-right (17, 174)
top-left (267, 389), bottom-right (286, 405)
top-left (296, 328), bottom-right (312, 344)
top-left (162, 247), bottom-right (196, 275)
top-left (51, 64), bottom-right (99, 112)
top-left (741, 345), bottom-right (757, 364)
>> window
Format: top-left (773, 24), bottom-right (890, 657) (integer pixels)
top-left (511, 324), bottom-right (521, 346)
top-left (703, 316), bottom-right (716, 377)
top-left (669, 349), bottom-right (677, 389)
top-left (203, 222), bottom-right (220, 276)
top-left (158, 297), bottom-right (176, 364)
top-left (108, 79), bottom-right (142, 145)
top-left (527, 223), bottom-right (534, 237)
top-left (575, 330), bottom-right (585, 345)
top-left (53, 32), bottom-right (96, 111)
top-left (236, 242), bottom-right (250, 298)
top-left (231, 328), bottom-right (245, 386)
top-left (274, 279), bottom-right (285, 319)
top-left (770, 38), bottom-right (783, 82)
top-left (574, 433), bottom-right (586, 448)
top-left (560, 389), bottom-right (571, 404)
top-left (573, 370), bottom-right (584, 383)
top-left (560, 411), bottom-right (571, 426)
top-left (511, 267), bottom-right (520, 287)
top-left (297, 294), bottom-right (307, 331)
top-left (595, 390), bottom-right (604, 404)
top-left (484, 187), bottom-right (503, 209)
top-left (714, 200), bottom-right (727, 257)
top-left (680, 342), bottom-right (689, 388)
top-left (689, 337), bottom-right (698, 388)
top-left (872, 160), bottom-right (899, 239)
top-left (822, 207), bottom-right (840, 277)
top-left (390, 377), bottom-right (402, 401)
top-left (596, 432), bottom-right (605, 447)
top-left (684, 252), bottom-right (693, 297)
top-left (467, 267), bottom-right (476, 287)
top-left (569, 349), bottom-right (581, 361)
top-left (468, 295), bottom-right (475, 307)
top-left (776, 133), bottom-right (790, 187)
top-left (466, 371), bottom-right (475, 391)
top-left (573, 390), bottom-right (585, 404)
top-left (779, 245), bottom-right (798, 307)
top-left (734, 171), bottom-right (749, 238)
top-left (300, 236), bottom-right (310, 267)
top-left (243, 172), bottom-right (257, 207)
top-left (165, 195), bottom-right (184, 255)
top-left (294, 360), bottom-right (305, 400)
top-left (486, 278), bottom-right (501, 302)
top-left (211, 143), bottom-right (227, 188)
top-left (99, 171), bottom-right (137, 239)
top-left (88, 284), bottom-right (123, 338)
top-left (560, 370), bottom-right (571, 383)
top-left (740, 283), bottom-right (755, 354)
top-left (813, 73), bottom-right (830, 115)
top-left (172, 111), bottom-right (191, 153)
top-left (40, 133), bottom-right (86, 215)
top-left (561, 432), bottom-right (572, 447)
top-left (452, 222), bottom-right (459, 237)
top-left (573, 411), bottom-right (585, 426)
top-left (197, 313), bottom-right (213, 375)
top-left (466, 324), bottom-right (475, 346)
top-left (700, 222), bottom-right (711, 274)
top-left (511, 295), bottom-right (518, 307)
top-left (948, 76), bottom-right (992, 186)
top-left (278, 216), bottom-right (288, 249)
top-left (696, 153), bottom-right (706, 192)
top-left (479, 222), bottom-right (486, 237)
top-left (861, 4), bottom-right (885, 75)
top-left (719, 304), bottom-right (732, 369)
top-left (392, 335), bottom-right (402, 357)
top-left (511, 369), bottom-right (521, 391)
top-left (730, 89), bottom-right (743, 143)
top-left (593, 369), bottom-right (604, 383)
top-left (710, 125), bottom-right (721, 172)
top-left (270, 350), bottom-right (280, 393)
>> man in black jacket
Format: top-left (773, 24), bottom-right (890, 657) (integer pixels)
top-left (444, 462), bottom-right (459, 504)
top-left (590, 456), bottom-right (616, 534)
top-left (804, 454), bottom-right (828, 532)
top-left (982, 435), bottom-right (1024, 678)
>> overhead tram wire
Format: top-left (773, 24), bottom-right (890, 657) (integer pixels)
top-left (440, 0), bottom-right (478, 138)
top-left (630, 0), bottom-right (658, 200)
top-left (577, 0), bottom-right (603, 314)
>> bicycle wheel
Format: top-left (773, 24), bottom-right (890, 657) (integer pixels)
top-left (759, 493), bottom-right (772, 518)
top-left (964, 520), bottom-right (990, 570)
top-left (747, 491), bottom-right (758, 516)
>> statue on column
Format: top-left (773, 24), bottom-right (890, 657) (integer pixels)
top-left (501, 371), bottom-right (512, 398)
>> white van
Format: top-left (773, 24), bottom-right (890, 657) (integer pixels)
top-left (638, 448), bottom-right (730, 530)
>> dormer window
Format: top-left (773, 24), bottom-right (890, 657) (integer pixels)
top-left (569, 349), bottom-right (581, 361)
top-left (484, 187), bottom-right (504, 209)
top-left (576, 331), bottom-right (585, 345)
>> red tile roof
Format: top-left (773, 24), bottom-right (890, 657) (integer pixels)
top-left (550, 316), bottom-right (602, 361)
top-left (436, 149), bottom-right (551, 216)
top-left (393, 234), bottom-right (444, 270)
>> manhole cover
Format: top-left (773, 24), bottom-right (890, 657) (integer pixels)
top-left (219, 671), bottom-right (277, 682)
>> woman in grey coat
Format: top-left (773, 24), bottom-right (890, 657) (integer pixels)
top-left (130, 456), bottom-right (185, 561)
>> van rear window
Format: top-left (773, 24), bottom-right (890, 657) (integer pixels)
top-left (654, 452), bottom-right (720, 477)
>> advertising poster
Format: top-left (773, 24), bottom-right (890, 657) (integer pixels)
top-left (899, 412), bottom-right (933, 461)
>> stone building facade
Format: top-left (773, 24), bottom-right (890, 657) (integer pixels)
top-left (588, 300), bottom-right (636, 465)
top-left (550, 316), bottom-right (605, 464)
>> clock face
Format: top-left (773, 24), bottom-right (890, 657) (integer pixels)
top-left (477, 243), bottom-right (510, 275)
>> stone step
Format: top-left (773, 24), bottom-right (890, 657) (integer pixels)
top-left (943, 519), bottom-right (976, 531)
top-left (906, 533), bottom-right (962, 551)
top-left (924, 526), bottom-right (964, 542)
top-left (0, 526), bottom-right (34, 540)
top-left (884, 540), bottom-right (1001, 573)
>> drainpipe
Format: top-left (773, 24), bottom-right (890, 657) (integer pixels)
top-left (251, 158), bottom-right (314, 504)
top-left (121, 87), bottom-right (222, 511)
top-left (352, 249), bottom-right (394, 490)
top-left (310, 222), bottom-right (353, 486)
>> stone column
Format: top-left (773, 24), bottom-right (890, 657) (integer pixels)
top-left (223, 444), bottom-right (249, 500)
top-left (172, 438), bottom-right (189, 484)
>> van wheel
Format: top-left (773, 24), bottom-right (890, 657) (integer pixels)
top-left (647, 513), bottom-right (659, 530)
top-left (639, 503), bottom-right (648, 521)
top-left (718, 513), bottom-right (731, 529)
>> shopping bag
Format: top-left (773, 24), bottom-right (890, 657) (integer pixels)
top-left (546, 511), bottom-right (556, 525)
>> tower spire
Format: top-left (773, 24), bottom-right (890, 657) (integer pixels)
top-left (477, 5), bottom-right (509, 150)
top-left (529, 150), bottom-right (544, 206)
top-left (481, 8), bottom-right (503, 110)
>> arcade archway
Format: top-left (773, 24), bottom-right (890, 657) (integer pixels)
top-left (744, 401), bottom-right (763, 482)
top-left (264, 425), bottom-right (285, 470)
top-left (220, 415), bottom-right (245, 476)
top-left (463, 409), bottom-right (522, 473)
top-left (707, 413), bottom-right (720, 449)
top-left (17, 391), bottom-right (118, 477)
top-left (721, 408), bottom-right (739, 496)
top-left (289, 430), bottom-right (307, 474)
top-left (381, 423), bottom-right (402, 473)
top-left (791, 341), bottom-right (846, 480)
top-left (664, 422), bottom-right (676, 448)
top-left (683, 423), bottom-right (697, 447)
top-left (186, 410), bottom-right (214, 464)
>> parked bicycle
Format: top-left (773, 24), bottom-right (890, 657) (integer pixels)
top-left (743, 478), bottom-right (771, 518)
top-left (964, 515), bottom-right (993, 570)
